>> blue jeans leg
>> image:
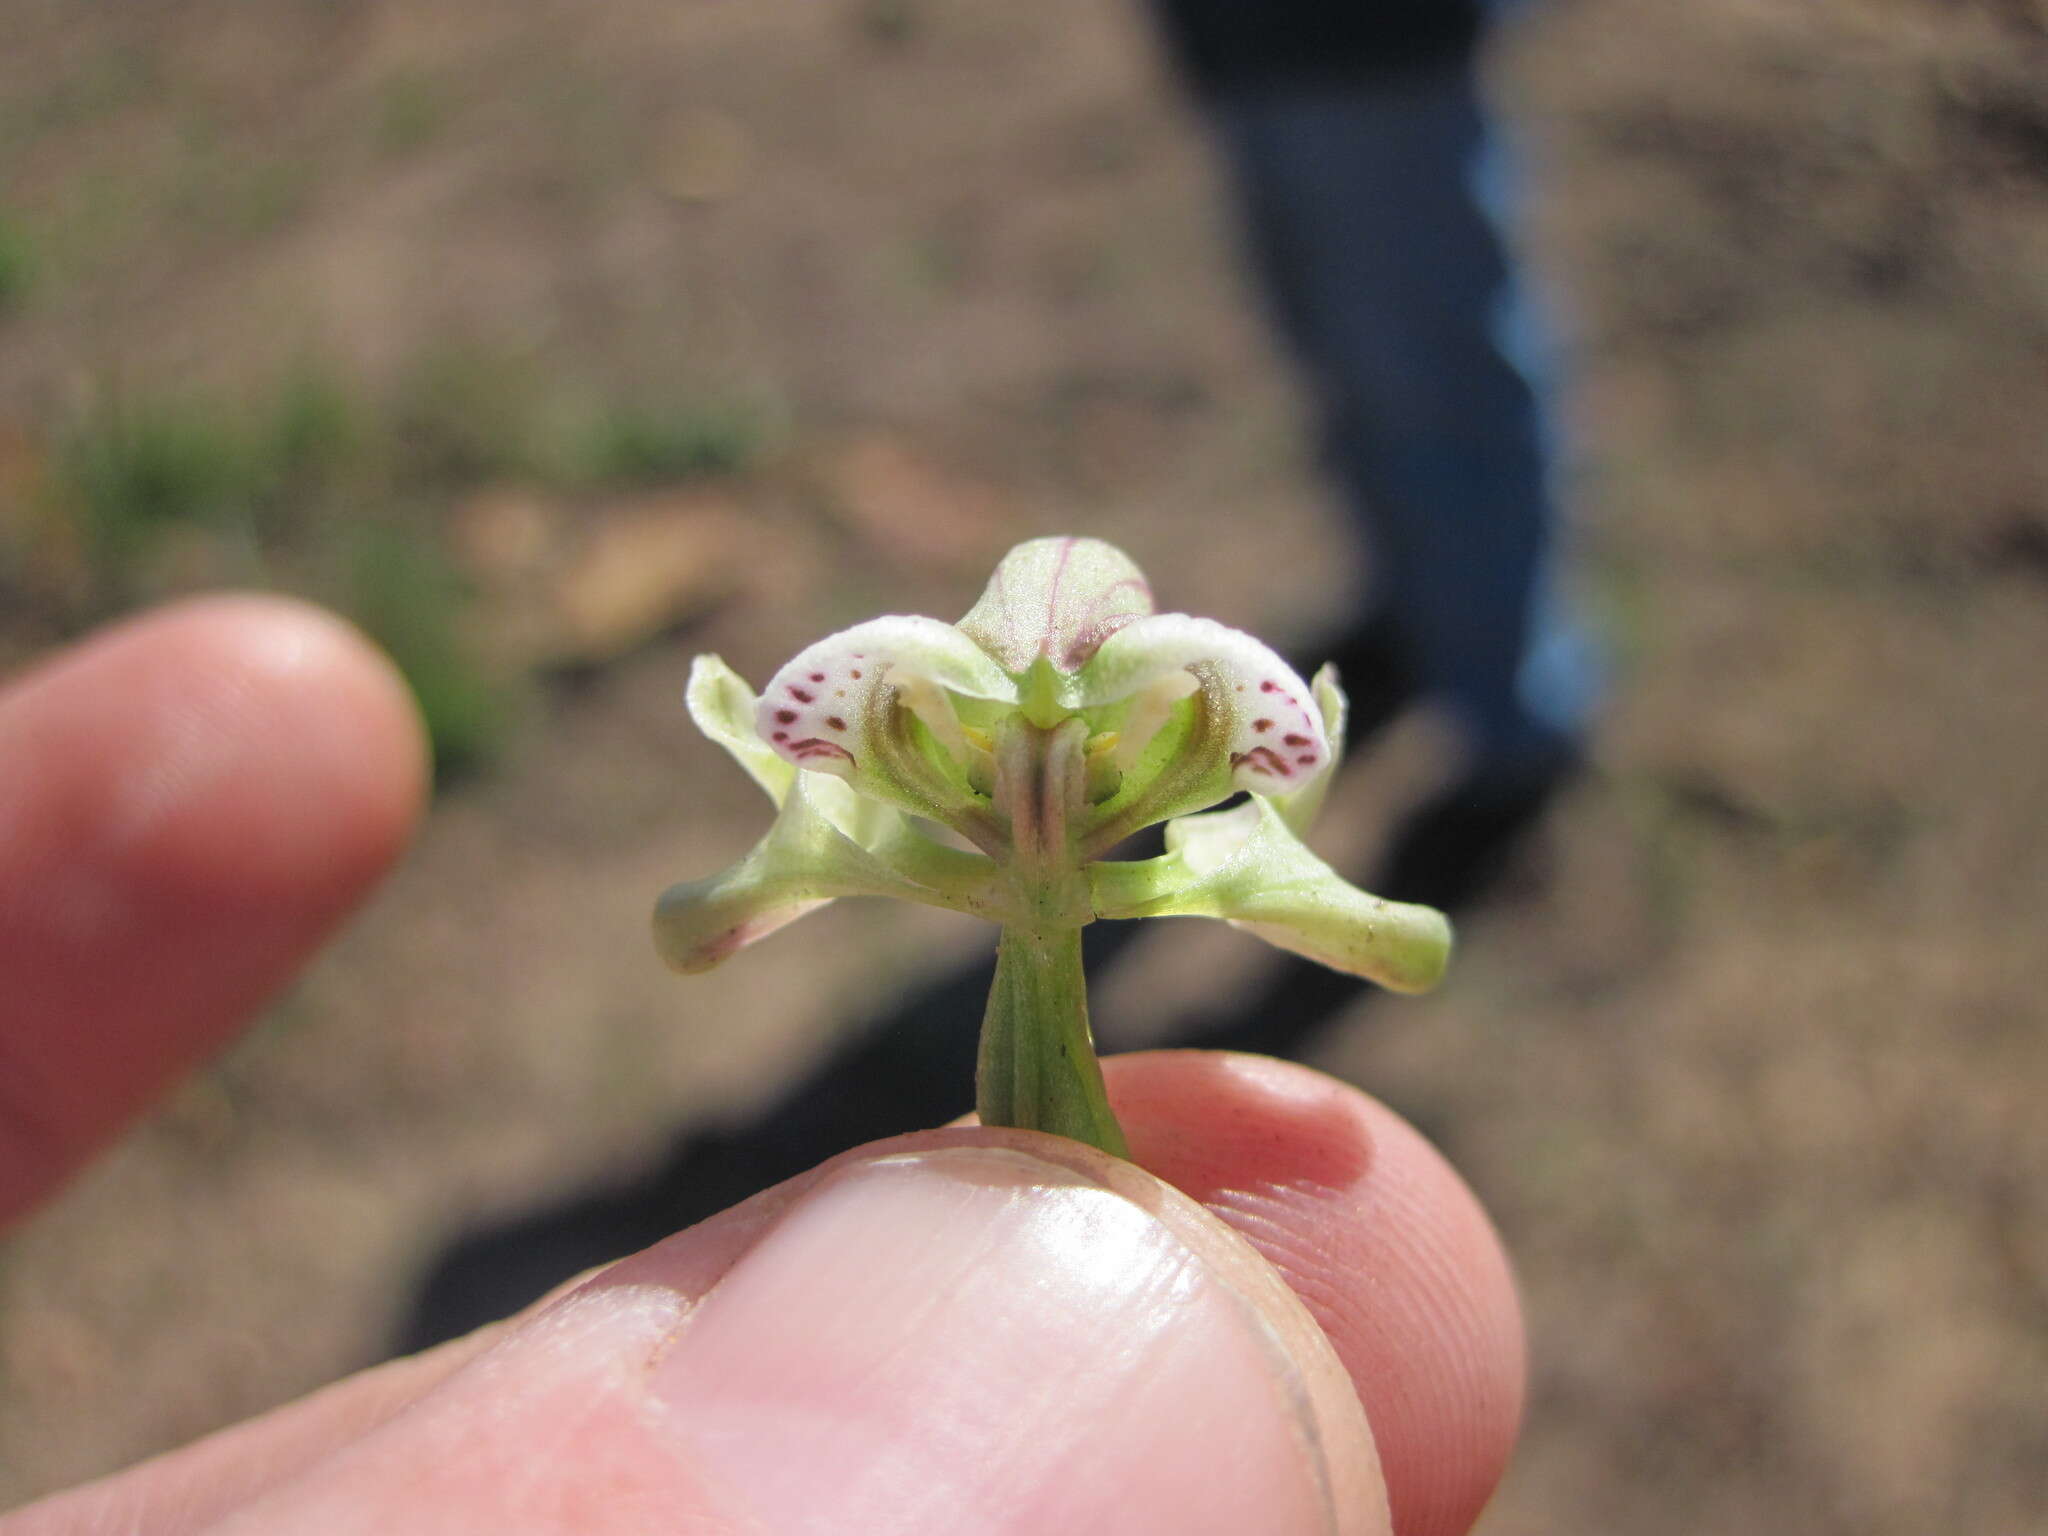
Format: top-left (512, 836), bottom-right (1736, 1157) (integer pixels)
top-left (1210, 62), bottom-right (1598, 774)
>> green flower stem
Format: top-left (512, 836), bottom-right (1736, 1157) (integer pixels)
top-left (976, 922), bottom-right (1129, 1158)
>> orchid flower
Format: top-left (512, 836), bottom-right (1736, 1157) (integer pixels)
top-left (655, 536), bottom-right (1451, 1156)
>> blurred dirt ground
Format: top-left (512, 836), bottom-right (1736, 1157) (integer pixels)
top-left (2, 0), bottom-right (2046, 1529)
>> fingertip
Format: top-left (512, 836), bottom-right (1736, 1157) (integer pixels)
top-left (1111, 1049), bottom-right (1381, 1193)
top-left (1105, 1051), bottom-right (1525, 1536)
top-left (5, 593), bottom-right (429, 907)
top-left (125, 594), bottom-right (429, 902)
top-left (0, 594), bottom-right (429, 1221)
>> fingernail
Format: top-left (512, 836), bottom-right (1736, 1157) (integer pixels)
top-left (650, 1146), bottom-right (1341, 1534)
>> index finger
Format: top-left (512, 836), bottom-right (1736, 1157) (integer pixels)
top-left (0, 596), bottom-right (427, 1224)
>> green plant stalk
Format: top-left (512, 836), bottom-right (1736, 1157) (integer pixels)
top-left (975, 922), bottom-right (1128, 1158)
top-left (971, 713), bottom-right (1130, 1156)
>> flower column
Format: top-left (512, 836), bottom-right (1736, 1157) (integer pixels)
top-left (980, 704), bottom-right (1126, 1153)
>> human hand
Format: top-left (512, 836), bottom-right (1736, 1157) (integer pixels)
top-left (1, 599), bottom-right (1523, 1535)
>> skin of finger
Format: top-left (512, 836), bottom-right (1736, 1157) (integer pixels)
top-left (8, 1055), bottom-right (1511, 1535)
top-left (0, 595), bottom-right (428, 1224)
top-left (1, 1262), bottom-right (639, 1536)
top-left (0, 1206), bottom-right (806, 1536)
top-left (1104, 1052), bottom-right (1526, 1536)
top-left (0, 1333), bottom-right (501, 1536)
top-left (169, 1127), bottom-right (1387, 1536)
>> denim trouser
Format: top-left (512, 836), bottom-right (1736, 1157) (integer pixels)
top-left (1207, 56), bottom-right (1598, 772)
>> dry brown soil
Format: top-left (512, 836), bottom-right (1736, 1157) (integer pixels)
top-left (2, 1), bottom-right (2045, 1530)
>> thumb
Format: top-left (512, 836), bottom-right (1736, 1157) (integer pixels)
top-left (637, 1135), bottom-right (1387, 1534)
top-left (26, 1054), bottom-right (1525, 1534)
top-left (195, 1128), bottom-right (1387, 1535)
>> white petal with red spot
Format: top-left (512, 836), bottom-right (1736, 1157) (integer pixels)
top-left (753, 616), bottom-right (1015, 777)
top-left (1076, 614), bottom-right (1329, 794)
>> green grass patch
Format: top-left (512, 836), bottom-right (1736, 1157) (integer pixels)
top-left (856, 0), bottom-right (925, 46)
top-left (50, 365), bottom-right (370, 566)
top-left (567, 399), bottom-right (767, 486)
top-left (264, 367), bottom-right (366, 497)
top-left (389, 345), bottom-right (554, 486)
top-left (55, 395), bottom-right (268, 567)
top-left (30, 357), bottom-right (770, 781)
top-left (0, 211), bottom-right (38, 311)
top-left (373, 73), bottom-right (454, 156)
top-left (347, 523), bottom-right (515, 781)
top-left (25, 44), bottom-right (157, 137)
